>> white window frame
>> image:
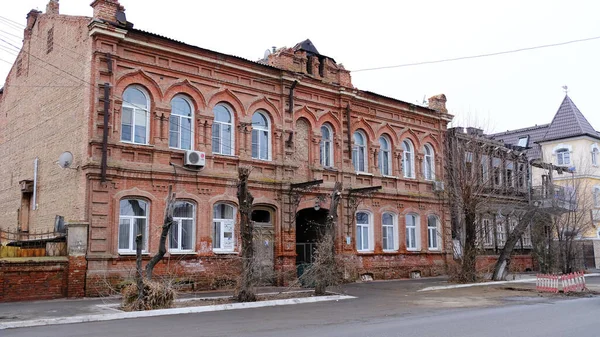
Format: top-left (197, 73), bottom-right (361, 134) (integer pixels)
top-left (423, 144), bottom-right (435, 181)
top-left (169, 95), bottom-right (194, 151)
top-left (382, 212), bottom-right (398, 251)
top-left (213, 203), bottom-right (236, 253)
top-left (320, 124), bottom-right (334, 168)
top-left (483, 218), bottom-right (493, 247)
top-left (592, 144), bottom-right (600, 166)
top-left (352, 131), bottom-right (368, 173)
top-left (556, 148), bottom-right (570, 166)
top-left (212, 103), bottom-right (235, 156)
top-left (169, 201), bottom-right (196, 253)
top-left (251, 110), bottom-right (271, 161)
top-left (121, 86), bottom-right (150, 145)
top-left (496, 218), bottom-right (506, 247)
top-left (379, 136), bottom-right (392, 176)
top-left (356, 211), bottom-right (373, 252)
top-left (593, 186), bottom-right (600, 208)
top-left (522, 224), bottom-right (532, 247)
top-left (402, 140), bottom-right (415, 179)
top-left (427, 215), bottom-right (440, 251)
top-left (405, 213), bottom-right (420, 251)
top-left (118, 199), bottom-right (149, 254)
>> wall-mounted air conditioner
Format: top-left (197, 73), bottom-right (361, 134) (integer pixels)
top-left (185, 151), bottom-right (206, 167)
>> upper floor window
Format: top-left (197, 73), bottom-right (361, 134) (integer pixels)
top-left (356, 211), bottom-right (372, 251)
top-left (382, 212), bottom-right (397, 251)
top-left (517, 136), bottom-right (529, 147)
top-left (169, 96), bottom-right (193, 150)
top-left (121, 86), bottom-right (150, 144)
top-left (252, 111), bottom-right (270, 161)
top-left (212, 104), bottom-right (234, 155)
top-left (427, 215), bottom-right (440, 250)
top-left (213, 203), bottom-right (236, 252)
top-left (556, 148), bottom-right (570, 166)
top-left (118, 199), bottom-right (148, 254)
top-left (593, 186), bottom-right (600, 208)
top-left (423, 144), bottom-right (435, 180)
top-left (352, 131), bottom-right (367, 172)
top-left (320, 124), bottom-right (334, 167)
top-left (405, 214), bottom-right (419, 250)
top-left (379, 136), bottom-right (392, 176)
top-left (592, 146), bottom-right (599, 166)
top-left (169, 201), bottom-right (195, 253)
top-left (402, 140), bottom-right (415, 178)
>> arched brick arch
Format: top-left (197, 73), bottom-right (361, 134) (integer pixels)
top-left (317, 111), bottom-right (342, 134)
top-left (207, 89), bottom-right (246, 117)
top-left (248, 97), bottom-right (281, 121)
top-left (115, 70), bottom-right (163, 102)
top-left (376, 123), bottom-right (399, 148)
top-left (398, 128), bottom-right (421, 149)
top-left (294, 106), bottom-right (318, 129)
top-left (208, 194), bottom-right (239, 208)
top-left (350, 118), bottom-right (376, 142)
top-left (163, 79), bottom-right (207, 111)
top-left (420, 134), bottom-right (441, 153)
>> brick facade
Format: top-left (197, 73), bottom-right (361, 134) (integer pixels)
top-left (0, 0), bottom-right (454, 297)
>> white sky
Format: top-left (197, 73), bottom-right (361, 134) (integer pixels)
top-left (1, 0), bottom-right (599, 134)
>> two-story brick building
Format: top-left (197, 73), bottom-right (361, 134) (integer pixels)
top-left (0, 0), bottom-right (453, 295)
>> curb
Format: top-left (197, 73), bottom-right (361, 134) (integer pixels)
top-left (0, 294), bottom-right (355, 330)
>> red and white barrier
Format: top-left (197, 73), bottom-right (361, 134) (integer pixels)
top-left (561, 272), bottom-right (587, 293)
top-left (536, 274), bottom-right (559, 293)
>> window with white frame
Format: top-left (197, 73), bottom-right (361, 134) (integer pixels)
top-left (251, 111), bottom-right (271, 160)
top-left (379, 136), bottom-right (392, 176)
top-left (496, 218), bottom-right (506, 247)
top-left (118, 199), bottom-right (148, 253)
top-left (213, 203), bottom-right (236, 252)
top-left (593, 186), bottom-right (600, 208)
top-left (402, 140), bottom-right (415, 178)
top-left (405, 214), bottom-right (419, 250)
top-left (556, 148), bottom-right (570, 166)
top-left (121, 86), bottom-right (150, 144)
top-left (423, 144), bottom-right (435, 180)
top-left (320, 124), bottom-right (334, 167)
top-left (352, 131), bottom-right (367, 172)
top-left (212, 104), bottom-right (234, 155)
top-left (427, 215), bottom-right (440, 250)
top-left (522, 225), bottom-right (532, 247)
top-left (592, 146), bottom-right (599, 166)
top-left (356, 211), bottom-right (372, 251)
top-left (506, 161), bottom-right (514, 187)
top-left (169, 95), bottom-right (193, 150)
top-left (382, 212), bottom-right (397, 251)
top-left (169, 201), bottom-right (195, 252)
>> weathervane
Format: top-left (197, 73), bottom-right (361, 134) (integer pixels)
top-left (562, 85), bottom-right (569, 94)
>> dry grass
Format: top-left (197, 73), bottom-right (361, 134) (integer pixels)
top-left (121, 279), bottom-right (176, 311)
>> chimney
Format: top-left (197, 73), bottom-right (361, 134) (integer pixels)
top-left (46, 0), bottom-right (59, 15)
top-left (428, 94), bottom-right (447, 114)
top-left (90, 0), bottom-right (124, 22)
top-left (24, 9), bottom-right (42, 39)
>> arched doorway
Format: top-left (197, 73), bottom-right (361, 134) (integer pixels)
top-left (252, 207), bottom-right (275, 285)
top-left (295, 207), bottom-right (328, 266)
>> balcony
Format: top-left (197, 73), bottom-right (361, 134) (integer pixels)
top-left (530, 184), bottom-right (576, 213)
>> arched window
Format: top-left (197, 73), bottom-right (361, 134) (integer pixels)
top-left (592, 146), bottom-right (599, 166)
top-left (427, 215), bottom-right (440, 250)
top-left (169, 95), bottom-right (193, 150)
top-left (213, 203), bottom-right (235, 252)
top-left (118, 199), bottom-right (148, 253)
top-left (402, 140), bottom-right (415, 178)
top-left (121, 86), bottom-right (150, 144)
top-left (169, 201), bottom-right (195, 252)
top-left (252, 111), bottom-right (270, 160)
top-left (423, 144), bottom-right (435, 180)
top-left (382, 212), bottom-right (397, 251)
top-left (352, 131), bottom-right (367, 172)
top-left (212, 104), bottom-right (234, 155)
top-left (379, 136), bottom-right (392, 176)
top-left (556, 148), bottom-right (570, 165)
top-left (356, 211), bottom-right (372, 251)
top-left (405, 214), bottom-right (419, 250)
top-left (320, 124), bottom-right (334, 168)
top-left (593, 186), bottom-right (600, 208)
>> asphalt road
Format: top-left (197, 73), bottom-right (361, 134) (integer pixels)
top-left (4, 287), bottom-right (599, 337)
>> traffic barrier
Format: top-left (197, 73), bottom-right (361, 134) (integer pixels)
top-left (561, 272), bottom-right (586, 293)
top-left (536, 274), bottom-right (559, 293)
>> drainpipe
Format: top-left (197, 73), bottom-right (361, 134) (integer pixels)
top-left (345, 104), bottom-right (352, 158)
top-left (101, 83), bottom-right (110, 182)
top-left (288, 80), bottom-right (298, 114)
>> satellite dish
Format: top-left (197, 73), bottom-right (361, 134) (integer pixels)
top-left (58, 151), bottom-right (74, 169)
top-left (263, 49), bottom-right (272, 60)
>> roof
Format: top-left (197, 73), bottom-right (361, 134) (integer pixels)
top-left (490, 124), bottom-right (549, 159)
top-left (540, 95), bottom-right (599, 142)
top-left (293, 39), bottom-right (320, 55)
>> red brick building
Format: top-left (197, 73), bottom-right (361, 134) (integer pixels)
top-left (0, 0), bottom-right (453, 296)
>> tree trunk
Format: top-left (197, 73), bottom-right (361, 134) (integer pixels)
top-left (314, 182), bottom-right (342, 296)
top-left (460, 209), bottom-right (478, 283)
top-left (135, 233), bottom-right (144, 302)
top-left (236, 167), bottom-right (256, 302)
top-left (492, 209), bottom-right (538, 280)
top-left (146, 185), bottom-right (176, 280)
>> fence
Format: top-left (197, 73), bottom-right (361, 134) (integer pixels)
top-left (536, 272), bottom-right (587, 293)
top-left (0, 228), bottom-right (67, 257)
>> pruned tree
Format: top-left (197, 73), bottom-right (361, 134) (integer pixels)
top-left (236, 166), bottom-right (256, 302)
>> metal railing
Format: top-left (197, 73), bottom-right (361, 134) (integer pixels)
top-left (530, 184), bottom-right (576, 211)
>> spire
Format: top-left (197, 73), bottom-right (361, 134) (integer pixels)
top-left (542, 95), bottom-right (598, 142)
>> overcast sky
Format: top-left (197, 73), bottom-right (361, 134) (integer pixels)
top-left (1, 0), bottom-right (598, 134)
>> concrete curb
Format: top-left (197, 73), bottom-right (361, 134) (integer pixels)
top-left (419, 273), bottom-right (600, 292)
top-left (0, 294), bottom-right (355, 330)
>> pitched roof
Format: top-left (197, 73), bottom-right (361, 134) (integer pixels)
top-left (293, 39), bottom-right (320, 55)
top-left (490, 124), bottom-right (549, 160)
top-left (541, 95), bottom-right (599, 142)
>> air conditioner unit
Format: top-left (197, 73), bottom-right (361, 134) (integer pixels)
top-left (185, 151), bottom-right (206, 167)
top-left (433, 181), bottom-right (444, 192)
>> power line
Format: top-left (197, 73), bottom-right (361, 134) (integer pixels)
top-left (352, 35), bottom-right (600, 72)
top-left (0, 57), bottom-right (12, 65)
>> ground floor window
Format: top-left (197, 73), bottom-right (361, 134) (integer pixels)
top-left (213, 203), bottom-right (235, 252)
top-left (169, 201), bottom-right (195, 252)
top-left (356, 211), bottom-right (372, 251)
top-left (118, 199), bottom-right (148, 254)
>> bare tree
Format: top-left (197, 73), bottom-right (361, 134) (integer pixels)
top-left (236, 166), bottom-right (256, 302)
top-left (314, 182), bottom-right (343, 296)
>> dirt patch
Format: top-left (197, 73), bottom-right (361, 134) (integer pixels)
top-left (175, 291), bottom-right (332, 308)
